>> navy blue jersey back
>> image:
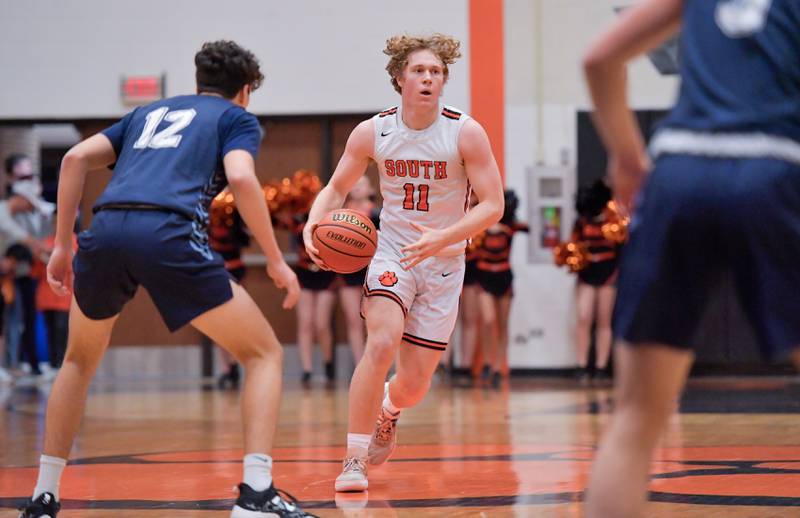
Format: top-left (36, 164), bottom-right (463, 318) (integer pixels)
top-left (96, 95), bottom-right (261, 220)
top-left (662, 0), bottom-right (800, 140)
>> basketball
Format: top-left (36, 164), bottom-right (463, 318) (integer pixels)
top-left (312, 209), bottom-right (378, 273)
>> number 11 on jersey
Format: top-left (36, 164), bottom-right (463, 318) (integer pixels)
top-left (403, 183), bottom-right (430, 212)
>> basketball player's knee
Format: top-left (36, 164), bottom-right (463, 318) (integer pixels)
top-left (364, 334), bottom-right (397, 368)
top-left (237, 335), bottom-right (283, 364)
top-left (63, 346), bottom-right (102, 373)
top-left (395, 374), bottom-right (430, 401)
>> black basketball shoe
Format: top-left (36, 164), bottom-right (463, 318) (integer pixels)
top-left (231, 483), bottom-right (318, 518)
top-left (18, 492), bottom-right (60, 518)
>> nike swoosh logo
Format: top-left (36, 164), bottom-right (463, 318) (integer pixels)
top-left (441, 272), bottom-right (453, 277)
top-left (381, 131), bottom-right (392, 137)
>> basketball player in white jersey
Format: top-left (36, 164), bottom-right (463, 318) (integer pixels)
top-left (304, 33), bottom-right (504, 492)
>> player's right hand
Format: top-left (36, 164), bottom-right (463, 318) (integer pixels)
top-left (46, 245), bottom-right (74, 296)
top-left (267, 260), bottom-right (301, 309)
top-left (302, 222), bottom-right (331, 271)
top-left (608, 151), bottom-right (651, 211)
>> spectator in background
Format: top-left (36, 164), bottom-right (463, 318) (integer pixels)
top-left (208, 188), bottom-right (251, 389)
top-left (459, 193), bottom-right (482, 382)
top-left (4, 153), bottom-right (37, 196)
top-left (290, 213), bottom-right (336, 385)
top-left (475, 190), bottom-right (528, 387)
top-left (0, 250), bottom-right (18, 383)
top-left (571, 179), bottom-right (620, 381)
top-left (32, 233), bottom-right (76, 372)
top-left (0, 178), bottom-right (54, 379)
top-left (338, 175), bottom-right (379, 367)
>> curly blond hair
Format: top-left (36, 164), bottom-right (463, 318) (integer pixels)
top-left (384, 33), bottom-right (462, 94)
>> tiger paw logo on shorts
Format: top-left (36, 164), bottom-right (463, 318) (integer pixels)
top-left (379, 271), bottom-right (398, 287)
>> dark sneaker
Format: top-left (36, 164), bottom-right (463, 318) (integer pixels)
top-left (18, 492), bottom-right (60, 518)
top-left (231, 483), bottom-right (318, 517)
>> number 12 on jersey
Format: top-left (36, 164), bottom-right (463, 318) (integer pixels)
top-left (134, 107), bottom-right (197, 149)
top-left (403, 183), bottom-right (430, 212)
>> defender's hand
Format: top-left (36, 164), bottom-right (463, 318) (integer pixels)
top-left (400, 222), bottom-right (449, 270)
top-left (608, 152), bottom-right (651, 212)
top-left (47, 245), bottom-right (74, 296)
top-left (302, 222), bottom-right (331, 271)
top-left (267, 260), bottom-right (301, 309)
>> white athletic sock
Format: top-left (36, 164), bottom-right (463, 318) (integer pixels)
top-left (346, 433), bottom-right (371, 457)
top-left (243, 453), bottom-right (273, 492)
top-left (383, 386), bottom-right (401, 416)
top-left (33, 454), bottom-right (67, 501)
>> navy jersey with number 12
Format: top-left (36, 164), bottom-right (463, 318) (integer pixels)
top-left (96, 94), bottom-right (261, 258)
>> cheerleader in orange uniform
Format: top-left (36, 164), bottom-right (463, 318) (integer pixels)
top-left (461, 232), bottom-right (482, 378)
top-left (291, 214), bottom-right (337, 385)
top-left (572, 179), bottom-right (620, 380)
top-left (338, 176), bottom-right (378, 366)
top-left (209, 189), bottom-right (249, 389)
top-left (476, 190), bottom-right (528, 386)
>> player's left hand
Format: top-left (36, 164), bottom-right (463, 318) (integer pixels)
top-left (46, 245), bottom-right (74, 296)
top-left (400, 222), bottom-right (449, 270)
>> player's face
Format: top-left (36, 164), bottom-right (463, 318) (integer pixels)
top-left (398, 49), bottom-right (445, 107)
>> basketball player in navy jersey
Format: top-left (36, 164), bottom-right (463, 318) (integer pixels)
top-left (582, 1), bottom-right (800, 516)
top-left (19, 41), bottom-right (316, 518)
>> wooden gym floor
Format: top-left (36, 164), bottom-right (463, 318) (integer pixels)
top-left (1, 375), bottom-right (800, 516)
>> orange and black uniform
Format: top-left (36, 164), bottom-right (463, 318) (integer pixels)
top-left (208, 212), bottom-right (249, 282)
top-left (476, 222), bottom-right (528, 297)
top-left (292, 215), bottom-right (336, 291)
top-left (572, 216), bottom-right (620, 287)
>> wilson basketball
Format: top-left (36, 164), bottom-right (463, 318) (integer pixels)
top-left (312, 209), bottom-right (378, 273)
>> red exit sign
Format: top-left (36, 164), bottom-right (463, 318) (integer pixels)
top-left (121, 75), bottom-right (165, 105)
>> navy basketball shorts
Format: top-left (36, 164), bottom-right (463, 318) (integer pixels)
top-left (73, 210), bottom-right (233, 331)
top-left (613, 155), bottom-right (800, 360)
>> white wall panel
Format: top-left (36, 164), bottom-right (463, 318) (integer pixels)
top-left (0, 0), bottom-right (469, 119)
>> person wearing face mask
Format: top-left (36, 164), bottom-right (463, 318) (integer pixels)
top-left (0, 177), bottom-right (54, 379)
top-left (4, 153), bottom-right (38, 197)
